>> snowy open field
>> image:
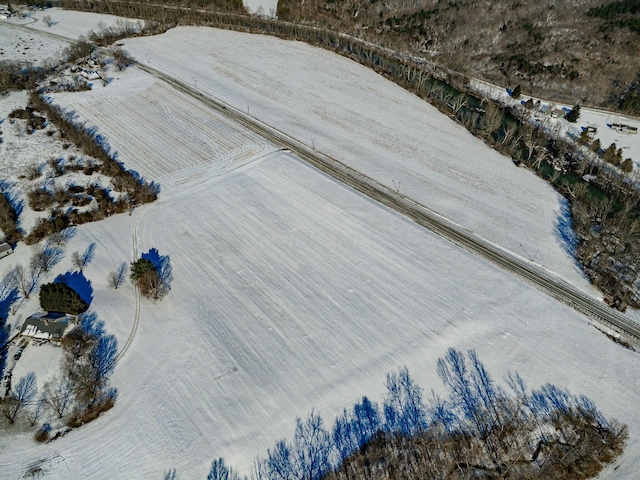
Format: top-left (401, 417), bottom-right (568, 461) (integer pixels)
top-left (51, 68), bottom-right (271, 182)
top-left (1, 13), bottom-right (640, 480)
top-left (65, 26), bottom-right (595, 297)
top-left (3, 7), bottom-right (140, 39)
top-left (3, 150), bottom-right (640, 479)
top-left (0, 21), bottom-right (65, 64)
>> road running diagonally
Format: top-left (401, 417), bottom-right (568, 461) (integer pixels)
top-left (134, 62), bottom-right (640, 345)
top-left (5, 20), bottom-right (640, 346)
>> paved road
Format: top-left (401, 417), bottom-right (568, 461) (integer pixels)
top-left (136, 62), bottom-right (640, 344)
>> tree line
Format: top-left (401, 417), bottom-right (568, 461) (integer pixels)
top-left (164, 348), bottom-right (626, 480)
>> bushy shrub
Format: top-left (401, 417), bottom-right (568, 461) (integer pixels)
top-left (27, 187), bottom-right (54, 212)
top-left (34, 422), bottom-right (52, 442)
top-left (66, 390), bottom-right (116, 428)
top-left (0, 190), bottom-right (23, 244)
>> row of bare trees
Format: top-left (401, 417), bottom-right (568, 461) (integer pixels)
top-left (200, 349), bottom-right (626, 480)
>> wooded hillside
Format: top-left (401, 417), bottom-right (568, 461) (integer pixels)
top-left (277, 0), bottom-right (640, 114)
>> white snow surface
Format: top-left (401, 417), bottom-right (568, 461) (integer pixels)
top-left (0, 20), bottom-right (66, 64)
top-left (5, 7), bottom-right (141, 40)
top-left (119, 28), bottom-right (596, 296)
top-left (0, 20), bottom-right (639, 480)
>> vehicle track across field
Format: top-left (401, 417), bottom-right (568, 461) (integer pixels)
top-left (115, 203), bottom-right (151, 363)
top-left (136, 62), bottom-right (640, 345)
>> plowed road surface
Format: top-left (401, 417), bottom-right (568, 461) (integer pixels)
top-left (136, 63), bottom-right (640, 344)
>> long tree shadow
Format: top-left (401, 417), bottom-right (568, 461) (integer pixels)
top-left (555, 197), bottom-right (584, 273)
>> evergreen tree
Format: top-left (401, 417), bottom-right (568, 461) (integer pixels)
top-left (565, 104), bottom-right (581, 122)
top-left (39, 282), bottom-right (89, 314)
top-left (511, 84), bottom-right (522, 99)
top-left (578, 128), bottom-right (590, 146)
top-left (603, 143), bottom-right (618, 163)
top-left (130, 258), bottom-right (155, 281)
top-left (621, 158), bottom-right (634, 172)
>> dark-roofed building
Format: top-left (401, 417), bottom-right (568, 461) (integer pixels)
top-left (20, 312), bottom-right (74, 342)
top-left (0, 242), bottom-right (12, 259)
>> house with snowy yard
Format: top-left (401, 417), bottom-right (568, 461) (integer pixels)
top-left (20, 312), bottom-right (75, 342)
top-left (0, 242), bottom-right (12, 259)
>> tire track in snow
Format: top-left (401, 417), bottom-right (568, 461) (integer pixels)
top-left (114, 202), bottom-right (152, 363)
top-left (114, 147), bottom-right (280, 363)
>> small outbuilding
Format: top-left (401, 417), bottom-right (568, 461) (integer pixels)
top-left (20, 312), bottom-right (74, 342)
top-left (611, 123), bottom-right (638, 134)
top-left (0, 242), bottom-right (12, 259)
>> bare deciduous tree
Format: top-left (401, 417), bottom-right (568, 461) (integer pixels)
top-left (71, 242), bottom-right (96, 272)
top-left (47, 227), bottom-right (76, 247)
top-left (5, 264), bottom-right (38, 300)
top-left (111, 48), bottom-right (135, 70)
top-left (44, 376), bottom-right (75, 419)
top-left (28, 393), bottom-right (46, 427)
top-left (107, 262), bottom-right (128, 289)
top-left (30, 244), bottom-right (64, 277)
top-left (139, 270), bottom-right (168, 300)
top-left (2, 372), bottom-right (37, 424)
top-left (479, 102), bottom-right (501, 139)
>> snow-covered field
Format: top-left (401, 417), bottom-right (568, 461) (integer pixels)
top-left (119, 28), bottom-right (596, 295)
top-left (51, 68), bottom-right (271, 182)
top-left (0, 21), bottom-right (65, 64)
top-left (1, 13), bottom-right (640, 480)
top-left (3, 7), bottom-right (140, 39)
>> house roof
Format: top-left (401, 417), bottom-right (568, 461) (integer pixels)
top-left (20, 312), bottom-right (73, 341)
top-left (0, 243), bottom-right (12, 254)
